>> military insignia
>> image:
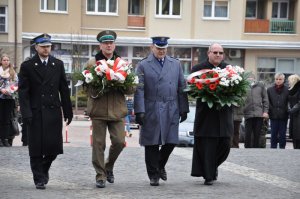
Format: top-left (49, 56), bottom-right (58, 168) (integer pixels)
top-left (52, 62), bottom-right (55, 66)
top-left (35, 63), bottom-right (38, 66)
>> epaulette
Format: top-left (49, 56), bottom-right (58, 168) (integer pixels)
top-left (23, 57), bottom-right (32, 62)
top-left (140, 56), bottom-right (148, 61)
top-left (169, 56), bottom-right (179, 61)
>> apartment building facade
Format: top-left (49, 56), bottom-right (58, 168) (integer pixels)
top-left (3, 0), bottom-right (300, 94)
top-left (0, 0), bottom-right (22, 68)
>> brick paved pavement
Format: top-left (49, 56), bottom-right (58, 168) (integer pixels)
top-left (0, 120), bottom-right (299, 199)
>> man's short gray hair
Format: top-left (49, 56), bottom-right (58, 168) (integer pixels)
top-left (274, 73), bottom-right (285, 79)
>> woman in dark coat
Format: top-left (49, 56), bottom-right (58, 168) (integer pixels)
top-left (287, 74), bottom-right (300, 149)
top-left (191, 43), bottom-right (233, 185)
top-left (0, 54), bottom-right (18, 147)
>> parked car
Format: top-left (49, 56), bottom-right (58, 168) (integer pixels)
top-left (178, 106), bottom-right (195, 147)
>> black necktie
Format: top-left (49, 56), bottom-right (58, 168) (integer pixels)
top-left (43, 60), bottom-right (47, 66)
top-left (158, 59), bottom-right (164, 67)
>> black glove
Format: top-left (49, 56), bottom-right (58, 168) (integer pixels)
top-left (23, 117), bottom-right (32, 125)
top-left (289, 103), bottom-right (300, 114)
top-left (64, 117), bottom-right (72, 125)
top-left (135, 113), bottom-right (145, 125)
top-left (179, 112), bottom-right (187, 123)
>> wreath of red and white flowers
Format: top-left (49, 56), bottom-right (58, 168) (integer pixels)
top-left (74, 57), bottom-right (138, 97)
top-left (185, 65), bottom-right (250, 109)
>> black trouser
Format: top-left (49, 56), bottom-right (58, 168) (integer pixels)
top-left (0, 99), bottom-right (14, 140)
top-left (145, 144), bottom-right (175, 179)
top-left (21, 122), bottom-right (28, 144)
top-left (231, 121), bottom-right (241, 148)
top-left (30, 155), bottom-right (57, 184)
top-left (244, 117), bottom-right (263, 148)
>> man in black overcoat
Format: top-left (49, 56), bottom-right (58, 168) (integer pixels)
top-left (18, 33), bottom-right (73, 189)
top-left (191, 43), bottom-right (233, 185)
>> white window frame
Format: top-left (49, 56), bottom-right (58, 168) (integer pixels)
top-left (86, 0), bottom-right (118, 16)
top-left (272, 0), bottom-right (289, 19)
top-left (245, 0), bottom-right (257, 19)
top-left (0, 6), bottom-right (7, 33)
top-left (203, 0), bottom-right (230, 20)
top-left (40, 0), bottom-right (68, 14)
top-left (155, 0), bottom-right (182, 18)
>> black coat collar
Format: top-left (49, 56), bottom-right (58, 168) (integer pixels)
top-left (95, 51), bottom-right (120, 61)
top-left (289, 81), bottom-right (300, 96)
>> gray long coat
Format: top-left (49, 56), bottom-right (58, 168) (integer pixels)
top-left (134, 53), bottom-right (189, 146)
top-left (18, 55), bottom-right (73, 156)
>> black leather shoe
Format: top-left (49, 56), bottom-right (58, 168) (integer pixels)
top-left (35, 182), bottom-right (46, 189)
top-left (150, 178), bottom-right (159, 186)
top-left (96, 180), bottom-right (106, 188)
top-left (204, 179), bottom-right (213, 185)
top-left (214, 169), bottom-right (218, 181)
top-left (106, 171), bottom-right (114, 183)
top-left (3, 139), bottom-right (11, 147)
top-left (159, 168), bottom-right (167, 181)
top-left (44, 174), bottom-right (49, 185)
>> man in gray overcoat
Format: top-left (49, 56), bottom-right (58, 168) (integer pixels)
top-left (18, 33), bottom-right (73, 189)
top-left (134, 36), bottom-right (189, 186)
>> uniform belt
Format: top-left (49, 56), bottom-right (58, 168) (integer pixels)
top-left (145, 96), bottom-right (175, 102)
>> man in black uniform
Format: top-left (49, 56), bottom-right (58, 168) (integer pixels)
top-left (191, 43), bottom-right (233, 185)
top-left (18, 33), bottom-right (73, 189)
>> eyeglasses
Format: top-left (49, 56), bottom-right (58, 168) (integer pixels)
top-left (212, 51), bottom-right (224, 55)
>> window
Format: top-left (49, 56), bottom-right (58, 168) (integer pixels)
top-left (87, 0), bottom-right (117, 14)
top-left (128, 0), bottom-right (145, 15)
top-left (40, 0), bottom-right (67, 12)
top-left (257, 57), bottom-right (298, 86)
top-left (246, 0), bottom-right (257, 18)
top-left (156, 0), bottom-right (181, 17)
top-left (272, 0), bottom-right (289, 19)
top-left (167, 47), bottom-right (192, 76)
top-left (203, 0), bottom-right (229, 19)
top-left (0, 6), bottom-right (7, 32)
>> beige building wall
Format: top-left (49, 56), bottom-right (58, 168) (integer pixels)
top-left (0, 0), bottom-right (22, 69)
top-left (22, 0), bottom-right (82, 35)
top-left (193, 0), bottom-right (246, 40)
top-left (147, 0), bottom-right (193, 38)
top-left (245, 49), bottom-right (300, 74)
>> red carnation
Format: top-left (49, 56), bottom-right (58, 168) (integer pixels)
top-left (205, 79), bottom-right (211, 84)
top-left (196, 82), bottom-right (203, 90)
top-left (209, 83), bottom-right (217, 90)
top-left (213, 73), bottom-right (219, 78)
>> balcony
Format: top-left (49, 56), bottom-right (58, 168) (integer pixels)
top-left (244, 19), bottom-right (296, 34)
top-left (127, 15), bottom-right (145, 28)
top-left (270, 20), bottom-right (296, 34)
top-left (245, 19), bottom-right (269, 33)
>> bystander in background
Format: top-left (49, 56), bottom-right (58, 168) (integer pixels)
top-left (243, 74), bottom-right (269, 148)
top-left (267, 73), bottom-right (289, 149)
top-left (232, 105), bottom-right (244, 148)
top-left (287, 74), bottom-right (300, 149)
top-left (0, 54), bottom-right (18, 147)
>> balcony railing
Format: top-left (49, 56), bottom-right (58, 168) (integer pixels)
top-left (127, 15), bottom-right (145, 28)
top-left (270, 20), bottom-right (296, 34)
top-left (244, 19), bottom-right (296, 34)
top-left (245, 19), bottom-right (269, 33)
